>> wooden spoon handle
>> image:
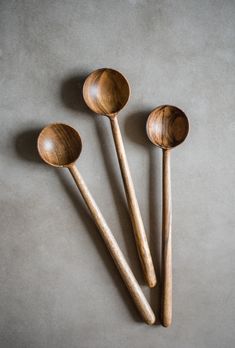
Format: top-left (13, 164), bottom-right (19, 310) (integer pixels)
top-left (68, 164), bottom-right (156, 325)
top-left (161, 149), bottom-right (172, 327)
top-left (110, 117), bottom-right (157, 288)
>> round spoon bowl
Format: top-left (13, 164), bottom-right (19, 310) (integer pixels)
top-left (83, 68), bottom-right (130, 116)
top-left (146, 105), bottom-right (189, 150)
top-left (37, 123), bottom-right (82, 167)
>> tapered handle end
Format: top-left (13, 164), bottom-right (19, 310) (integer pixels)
top-left (146, 272), bottom-right (157, 288)
top-left (146, 314), bottom-right (156, 325)
top-left (161, 312), bottom-right (172, 327)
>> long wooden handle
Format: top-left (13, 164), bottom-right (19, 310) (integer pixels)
top-left (68, 164), bottom-right (156, 325)
top-left (110, 117), bottom-right (156, 288)
top-left (161, 149), bottom-right (172, 327)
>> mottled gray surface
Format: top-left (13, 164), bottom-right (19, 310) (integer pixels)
top-left (0, 0), bottom-right (235, 347)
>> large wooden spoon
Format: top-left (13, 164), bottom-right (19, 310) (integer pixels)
top-left (83, 68), bottom-right (156, 288)
top-left (37, 123), bottom-right (155, 325)
top-left (146, 105), bottom-right (189, 327)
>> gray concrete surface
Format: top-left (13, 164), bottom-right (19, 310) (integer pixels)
top-left (1, 0), bottom-right (235, 347)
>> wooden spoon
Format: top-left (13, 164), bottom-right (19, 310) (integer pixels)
top-left (37, 123), bottom-right (156, 325)
top-left (83, 68), bottom-right (156, 288)
top-left (146, 105), bottom-right (189, 327)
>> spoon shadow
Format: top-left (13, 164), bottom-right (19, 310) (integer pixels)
top-left (13, 126), bottom-right (142, 323)
top-left (60, 72), bottom-right (91, 114)
top-left (124, 110), bottom-right (161, 324)
top-left (60, 73), bottom-right (144, 284)
top-left (149, 145), bottom-right (161, 324)
top-left (14, 128), bottom-right (43, 163)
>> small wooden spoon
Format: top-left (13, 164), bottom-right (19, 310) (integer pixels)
top-left (37, 123), bottom-right (156, 325)
top-left (83, 68), bottom-right (156, 288)
top-left (146, 105), bottom-right (189, 327)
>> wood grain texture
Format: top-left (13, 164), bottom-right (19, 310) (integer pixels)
top-left (83, 69), bottom-right (157, 288)
top-left (110, 117), bottom-right (157, 288)
top-left (37, 123), bottom-right (156, 325)
top-left (162, 149), bottom-right (172, 327)
top-left (37, 123), bottom-right (82, 167)
top-left (83, 68), bottom-right (130, 116)
top-left (146, 105), bottom-right (189, 150)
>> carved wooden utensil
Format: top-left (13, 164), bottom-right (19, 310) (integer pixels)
top-left (83, 68), bottom-right (156, 288)
top-left (37, 123), bottom-right (155, 325)
top-left (146, 105), bottom-right (189, 327)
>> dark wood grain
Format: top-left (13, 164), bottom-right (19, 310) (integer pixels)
top-left (37, 123), bottom-right (82, 167)
top-left (83, 68), bottom-right (130, 116)
top-left (37, 123), bottom-right (156, 324)
top-left (146, 105), bottom-right (189, 150)
top-left (146, 105), bottom-right (189, 327)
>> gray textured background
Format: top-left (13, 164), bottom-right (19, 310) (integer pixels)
top-left (1, 0), bottom-right (235, 347)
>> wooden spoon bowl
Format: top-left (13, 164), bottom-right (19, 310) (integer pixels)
top-left (83, 68), bottom-right (130, 116)
top-left (146, 105), bottom-right (189, 150)
top-left (37, 123), bottom-right (82, 167)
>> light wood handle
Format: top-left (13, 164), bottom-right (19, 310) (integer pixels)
top-left (68, 164), bottom-right (156, 325)
top-left (110, 117), bottom-right (157, 288)
top-left (161, 149), bottom-right (172, 327)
